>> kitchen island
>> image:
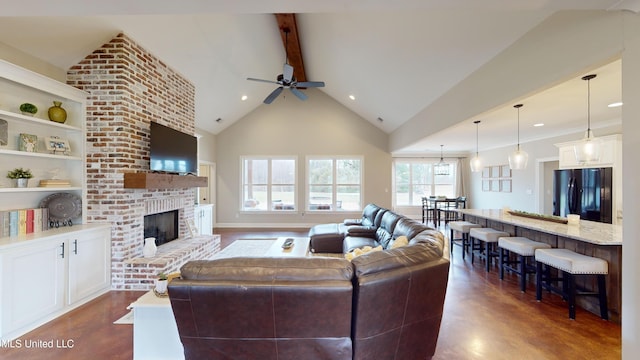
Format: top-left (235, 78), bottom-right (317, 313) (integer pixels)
top-left (457, 209), bottom-right (622, 322)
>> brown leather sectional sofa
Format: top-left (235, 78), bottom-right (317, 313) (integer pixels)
top-left (168, 204), bottom-right (449, 360)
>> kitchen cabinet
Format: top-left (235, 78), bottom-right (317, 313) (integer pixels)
top-left (555, 134), bottom-right (621, 170)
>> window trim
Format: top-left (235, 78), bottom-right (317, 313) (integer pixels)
top-left (306, 155), bottom-right (364, 212)
top-left (392, 158), bottom-right (457, 207)
top-left (240, 156), bottom-right (298, 213)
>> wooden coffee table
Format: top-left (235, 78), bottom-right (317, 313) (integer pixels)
top-left (264, 237), bottom-right (310, 257)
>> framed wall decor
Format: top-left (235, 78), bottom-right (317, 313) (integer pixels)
top-left (45, 136), bottom-right (71, 155)
top-left (500, 165), bottom-right (511, 178)
top-left (482, 164), bottom-right (512, 192)
top-left (19, 133), bottom-right (38, 152)
top-left (500, 179), bottom-right (512, 193)
top-left (491, 166), bottom-right (500, 178)
top-left (491, 179), bottom-right (500, 192)
top-left (482, 179), bottom-right (490, 191)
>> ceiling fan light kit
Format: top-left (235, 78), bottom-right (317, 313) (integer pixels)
top-left (508, 103), bottom-right (529, 170)
top-left (434, 145), bottom-right (450, 176)
top-left (470, 120), bottom-right (483, 173)
top-left (574, 74), bottom-right (601, 164)
top-left (247, 28), bottom-right (325, 104)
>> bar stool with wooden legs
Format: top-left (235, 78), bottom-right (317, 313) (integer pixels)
top-left (535, 248), bottom-right (609, 320)
top-left (469, 227), bottom-right (509, 272)
top-left (448, 221), bottom-right (481, 259)
top-left (498, 236), bottom-right (551, 292)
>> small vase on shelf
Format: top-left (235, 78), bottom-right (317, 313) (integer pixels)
top-left (48, 101), bottom-right (67, 123)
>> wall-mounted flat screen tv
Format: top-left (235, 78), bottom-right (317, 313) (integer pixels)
top-left (149, 122), bottom-right (198, 175)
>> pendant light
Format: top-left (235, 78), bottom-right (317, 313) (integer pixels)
top-left (434, 145), bottom-right (450, 176)
top-left (508, 103), bottom-right (529, 169)
top-left (574, 74), bottom-right (601, 163)
top-left (470, 120), bottom-right (482, 172)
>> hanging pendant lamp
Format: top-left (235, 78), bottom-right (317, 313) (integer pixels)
top-left (508, 103), bottom-right (529, 170)
top-left (574, 74), bottom-right (601, 163)
top-left (470, 120), bottom-right (482, 172)
top-left (434, 145), bottom-right (450, 176)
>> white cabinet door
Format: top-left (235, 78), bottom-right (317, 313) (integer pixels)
top-left (1, 239), bottom-right (65, 338)
top-left (67, 227), bottom-right (111, 305)
top-left (195, 204), bottom-right (213, 235)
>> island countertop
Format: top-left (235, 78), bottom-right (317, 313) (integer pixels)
top-left (457, 209), bottom-right (622, 246)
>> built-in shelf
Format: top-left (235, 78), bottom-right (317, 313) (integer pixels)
top-left (0, 186), bottom-right (82, 193)
top-left (123, 172), bottom-right (207, 189)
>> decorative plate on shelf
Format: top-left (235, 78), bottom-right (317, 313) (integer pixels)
top-left (39, 192), bottom-right (82, 222)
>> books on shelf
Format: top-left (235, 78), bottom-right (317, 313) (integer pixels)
top-left (0, 207), bottom-right (49, 237)
top-left (39, 179), bottom-right (72, 187)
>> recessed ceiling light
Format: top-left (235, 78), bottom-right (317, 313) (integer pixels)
top-left (349, 95), bottom-right (356, 100)
top-left (241, 95), bottom-right (248, 101)
top-left (608, 102), bottom-right (623, 108)
top-left (533, 123), bottom-right (544, 127)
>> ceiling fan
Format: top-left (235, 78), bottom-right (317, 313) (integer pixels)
top-left (247, 29), bottom-right (325, 104)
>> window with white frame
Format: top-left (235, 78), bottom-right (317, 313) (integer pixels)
top-left (393, 159), bottom-right (456, 206)
top-left (307, 157), bottom-right (362, 211)
top-left (241, 157), bottom-right (296, 211)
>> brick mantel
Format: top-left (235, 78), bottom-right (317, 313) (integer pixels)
top-left (66, 33), bottom-right (205, 289)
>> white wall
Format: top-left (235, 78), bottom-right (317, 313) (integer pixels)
top-left (0, 42), bottom-right (66, 81)
top-left (215, 88), bottom-right (391, 227)
top-left (621, 11), bottom-right (640, 359)
top-left (196, 128), bottom-right (217, 163)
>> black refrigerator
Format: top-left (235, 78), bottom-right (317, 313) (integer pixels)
top-left (553, 167), bottom-right (613, 224)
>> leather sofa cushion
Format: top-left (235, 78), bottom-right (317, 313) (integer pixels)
top-left (392, 217), bottom-right (429, 242)
top-left (351, 241), bottom-right (444, 277)
top-left (343, 236), bottom-right (380, 254)
top-left (180, 257), bottom-right (354, 282)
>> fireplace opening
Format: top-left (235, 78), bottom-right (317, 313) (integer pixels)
top-left (144, 210), bottom-right (179, 246)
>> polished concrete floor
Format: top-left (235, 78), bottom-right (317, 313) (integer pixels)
top-left (0, 228), bottom-right (621, 360)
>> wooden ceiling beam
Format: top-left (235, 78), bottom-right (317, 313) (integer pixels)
top-left (275, 13), bottom-right (307, 83)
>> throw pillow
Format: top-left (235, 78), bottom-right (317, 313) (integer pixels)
top-left (344, 245), bottom-right (383, 261)
top-left (391, 236), bottom-right (409, 249)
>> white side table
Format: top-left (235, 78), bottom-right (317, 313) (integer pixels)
top-left (128, 290), bottom-right (184, 360)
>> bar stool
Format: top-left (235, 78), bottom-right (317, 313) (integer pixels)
top-left (535, 248), bottom-right (609, 320)
top-left (448, 221), bottom-right (481, 259)
top-left (498, 237), bottom-right (551, 292)
top-left (469, 227), bottom-right (509, 272)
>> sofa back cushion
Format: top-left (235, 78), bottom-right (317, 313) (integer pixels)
top-left (361, 203), bottom-right (382, 227)
top-left (170, 257), bottom-right (354, 360)
top-left (375, 211), bottom-right (402, 248)
top-left (390, 218), bottom-right (429, 246)
top-left (350, 241), bottom-right (449, 360)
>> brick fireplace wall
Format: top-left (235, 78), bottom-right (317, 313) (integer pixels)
top-left (66, 33), bottom-right (201, 289)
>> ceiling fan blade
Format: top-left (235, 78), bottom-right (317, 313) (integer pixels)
top-left (290, 87), bottom-right (308, 101)
top-left (264, 87), bottom-right (284, 104)
top-left (283, 64), bottom-right (294, 83)
top-left (295, 81), bottom-right (325, 88)
top-left (247, 77), bottom-right (280, 85)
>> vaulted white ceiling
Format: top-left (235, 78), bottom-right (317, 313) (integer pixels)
top-left (0, 0), bottom-right (634, 155)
